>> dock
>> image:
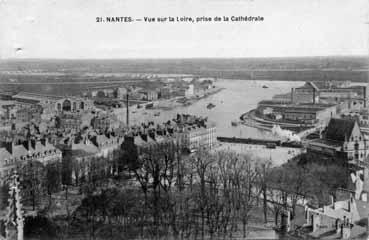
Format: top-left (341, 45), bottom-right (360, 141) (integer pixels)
top-left (217, 136), bottom-right (303, 148)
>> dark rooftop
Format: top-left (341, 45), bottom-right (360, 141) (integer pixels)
top-left (325, 118), bottom-right (357, 142)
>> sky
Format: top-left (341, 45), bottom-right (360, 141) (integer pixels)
top-left (0, 0), bottom-right (368, 59)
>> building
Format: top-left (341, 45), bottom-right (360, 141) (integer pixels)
top-left (91, 88), bottom-right (116, 98)
top-left (0, 138), bottom-right (62, 184)
top-left (12, 92), bottom-right (94, 115)
top-left (303, 195), bottom-right (369, 239)
top-left (182, 123), bottom-right (216, 151)
top-left (159, 87), bottom-right (172, 99)
top-left (283, 105), bottom-right (337, 124)
top-left (174, 114), bottom-right (216, 151)
top-left (91, 113), bottom-right (120, 131)
top-left (257, 100), bottom-right (337, 124)
top-left (138, 90), bottom-right (158, 101)
top-left (117, 87), bottom-right (128, 100)
top-left (62, 131), bottom-right (124, 185)
top-left (289, 82), bottom-right (368, 110)
top-left (185, 84), bottom-right (194, 98)
top-left (307, 118), bottom-right (369, 166)
top-left (58, 113), bottom-right (83, 132)
top-left (15, 105), bottom-right (42, 123)
top-left (291, 82), bottom-right (320, 104)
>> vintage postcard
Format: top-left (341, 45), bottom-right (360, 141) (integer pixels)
top-left (0, 0), bottom-right (368, 239)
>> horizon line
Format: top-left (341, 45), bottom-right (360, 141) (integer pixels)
top-left (1, 54), bottom-right (368, 61)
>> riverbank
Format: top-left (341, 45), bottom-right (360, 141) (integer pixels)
top-left (153, 87), bottom-right (225, 111)
top-left (240, 109), bottom-right (313, 133)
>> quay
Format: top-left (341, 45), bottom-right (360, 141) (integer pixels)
top-left (217, 136), bottom-right (303, 148)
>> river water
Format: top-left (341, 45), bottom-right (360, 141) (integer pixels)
top-left (128, 79), bottom-right (304, 167)
top-left (133, 79), bottom-right (304, 138)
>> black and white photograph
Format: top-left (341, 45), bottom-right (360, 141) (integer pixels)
top-left (0, 0), bottom-right (368, 239)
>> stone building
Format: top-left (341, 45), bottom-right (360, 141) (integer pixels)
top-left (0, 138), bottom-right (62, 185)
top-left (307, 118), bottom-right (369, 166)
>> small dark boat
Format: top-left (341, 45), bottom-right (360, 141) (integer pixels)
top-left (262, 85), bottom-right (269, 89)
top-left (154, 112), bottom-right (160, 117)
top-left (207, 103), bottom-right (216, 109)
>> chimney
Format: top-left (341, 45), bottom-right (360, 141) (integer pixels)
top-left (291, 88), bottom-right (294, 103)
top-left (348, 194), bottom-right (354, 212)
top-left (330, 195), bottom-right (335, 209)
top-left (363, 86), bottom-right (367, 108)
top-left (126, 94), bottom-right (129, 127)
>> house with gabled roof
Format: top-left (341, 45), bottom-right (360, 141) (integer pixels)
top-left (0, 138), bottom-right (62, 184)
top-left (307, 118), bottom-right (369, 166)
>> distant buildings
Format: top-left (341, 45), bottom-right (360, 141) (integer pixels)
top-left (174, 114), bottom-right (216, 151)
top-left (291, 82), bottom-right (320, 104)
top-left (12, 92), bottom-right (94, 118)
top-left (116, 87), bottom-right (128, 100)
top-left (257, 100), bottom-right (337, 124)
top-left (91, 113), bottom-right (120, 131)
top-left (290, 81), bottom-right (368, 110)
top-left (138, 90), bottom-right (158, 101)
top-left (59, 130), bottom-right (124, 185)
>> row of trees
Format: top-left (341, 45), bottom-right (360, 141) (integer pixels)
top-left (5, 137), bottom-right (349, 239)
top-left (70, 140), bottom-right (273, 239)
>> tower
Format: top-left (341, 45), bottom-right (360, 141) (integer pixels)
top-left (4, 172), bottom-right (24, 240)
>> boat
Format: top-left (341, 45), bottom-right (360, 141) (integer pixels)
top-left (207, 103), bottom-right (216, 109)
top-left (154, 112), bottom-right (160, 117)
top-left (262, 85), bottom-right (269, 89)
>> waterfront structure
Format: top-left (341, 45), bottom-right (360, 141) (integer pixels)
top-left (257, 100), bottom-right (337, 124)
top-left (291, 82), bottom-right (319, 104)
top-left (290, 82), bottom-right (368, 110)
top-left (307, 118), bottom-right (369, 166)
top-left (174, 114), bottom-right (216, 151)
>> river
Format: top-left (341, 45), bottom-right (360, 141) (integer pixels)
top-left (131, 79), bottom-right (304, 138)
top-left (127, 79), bottom-right (304, 167)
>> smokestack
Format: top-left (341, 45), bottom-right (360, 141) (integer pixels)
top-left (126, 94), bottom-right (129, 127)
top-left (291, 88), bottom-right (294, 103)
top-left (363, 86), bottom-right (367, 108)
